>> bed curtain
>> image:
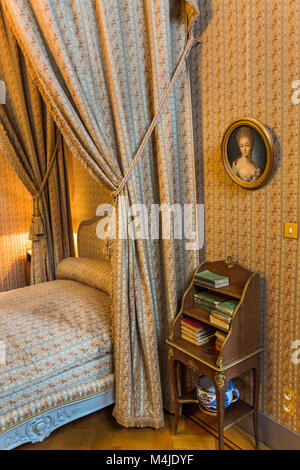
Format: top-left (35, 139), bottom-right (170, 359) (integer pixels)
top-left (0, 5), bottom-right (74, 283)
top-left (2, 0), bottom-right (199, 428)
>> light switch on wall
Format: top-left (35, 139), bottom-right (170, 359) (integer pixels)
top-left (284, 223), bottom-right (298, 239)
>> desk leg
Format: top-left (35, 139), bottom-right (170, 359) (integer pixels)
top-left (169, 354), bottom-right (180, 435)
top-left (214, 372), bottom-right (226, 450)
top-left (252, 359), bottom-right (261, 450)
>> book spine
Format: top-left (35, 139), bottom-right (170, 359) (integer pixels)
top-left (193, 279), bottom-right (228, 289)
top-left (214, 305), bottom-right (236, 315)
top-left (182, 333), bottom-right (214, 345)
top-left (181, 325), bottom-right (212, 334)
top-left (211, 310), bottom-right (231, 320)
top-left (180, 328), bottom-right (202, 338)
top-left (195, 278), bottom-right (229, 287)
top-left (215, 333), bottom-right (226, 341)
top-left (209, 317), bottom-right (230, 330)
top-left (194, 272), bottom-right (229, 283)
top-left (181, 321), bottom-right (206, 332)
top-left (181, 334), bottom-right (201, 345)
top-left (194, 278), bottom-right (217, 287)
top-left (181, 330), bottom-right (212, 340)
top-left (191, 303), bottom-right (213, 313)
top-left (193, 299), bottom-right (216, 309)
top-left (194, 294), bottom-right (222, 304)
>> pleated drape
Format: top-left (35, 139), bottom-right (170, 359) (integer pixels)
top-left (0, 5), bottom-right (74, 283)
top-left (2, 0), bottom-right (199, 427)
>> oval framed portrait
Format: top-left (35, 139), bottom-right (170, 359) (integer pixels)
top-left (221, 117), bottom-right (275, 190)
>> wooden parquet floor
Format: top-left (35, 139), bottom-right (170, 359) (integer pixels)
top-left (17, 405), bottom-right (267, 451)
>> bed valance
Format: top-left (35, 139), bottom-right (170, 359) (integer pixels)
top-left (0, 5), bottom-right (74, 283)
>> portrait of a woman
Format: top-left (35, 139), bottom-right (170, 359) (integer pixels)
top-left (231, 126), bottom-right (261, 182)
top-left (222, 118), bottom-right (274, 189)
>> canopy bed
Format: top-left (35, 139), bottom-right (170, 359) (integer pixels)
top-left (0, 0), bottom-right (200, 431)
top-left (0, 217), bottom-right (114, 450)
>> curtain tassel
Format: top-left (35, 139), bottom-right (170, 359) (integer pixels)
top-left (29, 197), bottom-right (45, 241)
top-left (28, 132), bottom-right (62, 242)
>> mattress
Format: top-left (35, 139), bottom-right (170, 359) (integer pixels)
top-left (0, 279), bottom-right (113, 432)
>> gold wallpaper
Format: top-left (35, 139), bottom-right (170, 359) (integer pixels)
top-left (64, 1), bottom-right (300, 435)
top-left (190, 0), bottom-right (300, 433)
top-left (0, 152), bottom-right (32, 291)
top-left (65, 146), bottom-right (113, 233)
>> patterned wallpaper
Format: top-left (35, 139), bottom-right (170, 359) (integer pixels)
top-left (65, 146), bottom-right (113, 233)
top-left (0, 151), bottom-right (32, 291)
top-left (190, 0), bottom-right (300, 433)
top-left (64, 1), bottom-right (300, 435)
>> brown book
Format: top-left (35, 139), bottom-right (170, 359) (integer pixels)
top-left (181, 325), bottom-right (212, 337)
top-left (182, 332), bottom-right (215, 346)
top-left (210, 316), bottom-right (230, 330)
top-left (210, 312), bottom-right (231, 325)
top-left (215, 331), bottom-right (227, 342)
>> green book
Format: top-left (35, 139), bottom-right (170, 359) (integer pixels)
top-left (191, 302), bottom-right (213, 313)
top-left (194, 269), bottom-right (229, 284)
top-left (194, 279), bottom-right (228, 289)
top-left (194, 291), bottom-right (225, 306)
top-left (210, 309), bottom-right (232, 321)
top-left (215, 300), bottom-right (238, 315)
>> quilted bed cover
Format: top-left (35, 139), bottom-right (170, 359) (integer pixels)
top-left (0, 279), bottom-right (113, 433)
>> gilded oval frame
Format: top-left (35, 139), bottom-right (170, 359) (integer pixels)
top-left (221, 117), bottom-right (275, 190)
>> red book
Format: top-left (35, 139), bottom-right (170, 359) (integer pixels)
top-left (181, 317), bottom-right (207, 331)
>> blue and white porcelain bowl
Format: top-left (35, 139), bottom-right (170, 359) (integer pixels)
top-left (196, 375), bottom-right (240, 414)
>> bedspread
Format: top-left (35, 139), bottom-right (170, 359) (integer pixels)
top-left (0, 280), bottom-right (112, 416)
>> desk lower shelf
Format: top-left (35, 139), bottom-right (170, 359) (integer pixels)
top-left (179, 390), bottom-right (254, 431)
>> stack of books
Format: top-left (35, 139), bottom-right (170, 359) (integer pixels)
top-left (215, 330), bottom-right (227, 351)
top-left (210, 299), bottom-right (238, 330)
top-left (181, 317), bottom-right (215, 346)
top-left (194, 269), bottom-right (229, 288)
top-left (193, 291), bottom-right (225, 310)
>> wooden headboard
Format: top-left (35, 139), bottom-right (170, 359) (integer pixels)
top-left (77, 216), bottom-right (109, 261)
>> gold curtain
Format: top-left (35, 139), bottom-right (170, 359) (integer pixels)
top-left (0, 5), bottom-right (74, 283)
top-left (2, 0), bottom-right (199, 427)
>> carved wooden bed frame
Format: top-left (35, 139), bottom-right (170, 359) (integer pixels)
top-left (0, 216), bottom-right (114, 450)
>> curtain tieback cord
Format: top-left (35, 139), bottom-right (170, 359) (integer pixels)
top-left (33, 132), bottom-right (62, 201)
top-left (112, 33), bottom-right (200, 200)
top-left (29, 132), bottom-right (62, 241)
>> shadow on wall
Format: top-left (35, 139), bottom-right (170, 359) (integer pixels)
top-left (236, 274), bottom-right (269, 409)
top-left (188, 0), bottom-right (212, 261)
top-left (189, 0), bottom-right (212, 200)
top-left (0, 257), bottom-right (27, 292)
top-left (65, 144), bottom-right (113, 233)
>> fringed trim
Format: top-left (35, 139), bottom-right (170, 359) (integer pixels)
top-left (110, 192), bottom-right (120, 346)
top-left (112, 408), bottom-right (164, 429)
top-left (1, 0), bottom-right (117, 193)
top-left (185, 0), bottom-right (200, 32)
top-left (104, 238), bottom-right (114, 260)
top-left (103, 212), bottom-right (115, 261)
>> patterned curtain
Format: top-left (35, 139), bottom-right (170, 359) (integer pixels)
top-left (2, 0), bottom-right (199, 427)
top-left (0, 5), bottom-right (74, 283)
